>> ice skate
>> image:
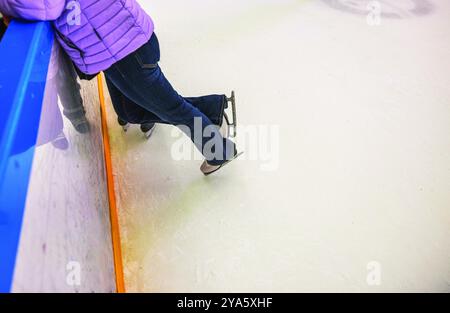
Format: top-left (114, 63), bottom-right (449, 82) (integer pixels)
top-left (140, 123), bottom-right (156, 139)
top-left (118, 117), bottom-right (130, 132)
top-left (222, 91), bottom-right (237, 138)
top-left (200, 145), bottom-right (243, 176)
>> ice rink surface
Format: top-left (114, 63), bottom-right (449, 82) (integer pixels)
top-left (103, 0), bottom-right (450, 292)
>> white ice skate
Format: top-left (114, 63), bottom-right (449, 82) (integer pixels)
top-left (118, 117), bottom-right (130, 132)
top-left (200, 151), bottom-right (244, 176)
top-left (141, 123), bottom-right (156, 140)
top-left (122, 124), bottom-right (130, 132)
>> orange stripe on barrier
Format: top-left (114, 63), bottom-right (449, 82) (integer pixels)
top-left (97, 73), bottom-right (126, 293)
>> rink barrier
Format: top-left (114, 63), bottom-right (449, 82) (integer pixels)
top-left (97, 73), bottom-right (126, 293)
top-left (0, 20), bottom-right (124, 292)
top-left (0, 21), bottom-right (54, 292)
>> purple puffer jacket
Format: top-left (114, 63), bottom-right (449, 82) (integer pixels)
top-left (0, 0), bottom-right (154, 74)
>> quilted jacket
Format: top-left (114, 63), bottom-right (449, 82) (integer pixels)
top-left (0, 0), bottom-right (154, 74)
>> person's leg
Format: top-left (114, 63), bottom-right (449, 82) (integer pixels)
top-left (106, 58), bottom-right (226, 127)
top-left (104, 34), bottom-right (235, 165)
top-left (185, 94), bottom-right (237, 139)
top-left (106, 76), bottom-right (159, 138)
top-left (107, 77), bottom-right (227, 127)
top-left (106, 75), bottom-right (168, 125)
top-left (57, 50), bottom-right (90, 133)
top-left (184, 95), bottom-right (227, 126)
top-left (106, 76), bottom-right (139, 124)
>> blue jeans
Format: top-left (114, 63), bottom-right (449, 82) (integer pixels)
top-left (104, 34), bottom-right (234, 165)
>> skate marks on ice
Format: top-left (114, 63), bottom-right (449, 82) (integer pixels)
top-left (120, 170), bottom-right (247, 291)
top-left (104, 119), bottom-right (247, 291)
top-left (121, 177), bottom-right (221, 291)
top-left (321, 0), bottom-right (434, 19)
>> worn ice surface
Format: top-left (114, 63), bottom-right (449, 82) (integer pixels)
top-left (105, 0), bottom-right (450, 292)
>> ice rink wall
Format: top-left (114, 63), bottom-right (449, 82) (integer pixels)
top-left (0, 21), bottom-right (116, 292)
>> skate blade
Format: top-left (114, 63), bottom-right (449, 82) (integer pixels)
top-left (144, 127), bottom-right (155, 140)
top-left (202, 151), bottom-right (244, 176)
top-left (226, 91), bottom-right (237, 138)
top-left (221, 113), bottom-right (231, 139)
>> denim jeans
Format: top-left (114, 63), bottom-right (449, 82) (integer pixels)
top-left (104, 33), bottom-right (234, 165)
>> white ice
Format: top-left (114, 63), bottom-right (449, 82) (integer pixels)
top-left (104, 0), bottom-right (450, 292)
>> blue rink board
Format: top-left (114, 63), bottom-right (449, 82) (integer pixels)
top-left (0, 20), bottom-right (54, 292)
